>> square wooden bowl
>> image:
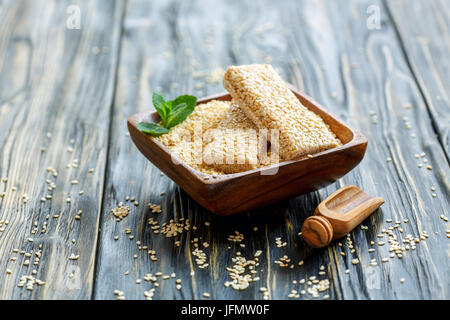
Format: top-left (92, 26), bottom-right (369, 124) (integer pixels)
top-left (127, 86), bottom-right (367, 215)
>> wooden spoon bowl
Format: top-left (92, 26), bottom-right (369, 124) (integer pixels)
top-left (127, 86), bottom-right (368, 215)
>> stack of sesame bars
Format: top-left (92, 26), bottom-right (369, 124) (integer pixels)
top-left (158, 64), bottom-right (341, 175)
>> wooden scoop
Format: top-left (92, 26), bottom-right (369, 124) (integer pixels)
top-left (301, 185), bottom-right (384, 248)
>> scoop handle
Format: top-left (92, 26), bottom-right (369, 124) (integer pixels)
top-left (301, 216), bottom-right (334, 248)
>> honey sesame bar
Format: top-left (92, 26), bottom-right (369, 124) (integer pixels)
top-left (223, 64), bottom-right (341, 160)
top-left (157, 100), bottom-right (230, 175)
top-left (203, 102), bottom-right (270, 174)
top-left (158, 99), bottom-right (275, 175)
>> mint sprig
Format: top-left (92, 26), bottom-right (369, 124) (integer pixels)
top-left (138, 93), bottom-right (197, 136)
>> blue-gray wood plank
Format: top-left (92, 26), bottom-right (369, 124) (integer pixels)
top-left (0, 0), bottom-right (448, 300)
top-left (0, 0), bottom-right (125, 299)
top-left (386, 0), bottom-right (450, 157)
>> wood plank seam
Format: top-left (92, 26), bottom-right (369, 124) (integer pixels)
top-left (90, 0), bottom-right (129, 300)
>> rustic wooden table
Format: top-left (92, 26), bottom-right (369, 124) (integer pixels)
top-left (0, 0), bottom-right (448, 300)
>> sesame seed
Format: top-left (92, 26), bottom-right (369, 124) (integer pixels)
top-left (68, 254), bottom-right (80, 260)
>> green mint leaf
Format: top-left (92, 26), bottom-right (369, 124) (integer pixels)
top-left (173, 95), bottom-right (197, 109)
top-left (148, 93), bottom-right (197, 130)
top-left (137, 122), bottom-right (170, 137)
top-left (171, 102), bottom-right (187, 113)
top-left (165, 103), bottom-right (195, 129)
top-left (160, 101), bottom-right (173, 127)
top-left (164, 100), bottom-right (173, 113)
top-left (152, 93), bottom-right (168, 122)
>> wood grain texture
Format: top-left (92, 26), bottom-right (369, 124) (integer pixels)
top-left (94, 0), bottom-right (449, 300)
top-left (386, 0), bottom-right (450, 157)
top-left (301, 216), bottom-right (334, 248)
top-left (0, 0), bottom-right (125, 299)
top-left (0, 0), bottom-right (448, 300)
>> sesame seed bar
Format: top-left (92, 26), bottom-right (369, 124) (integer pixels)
top-left (157, 100), bottom-right (230, 175)
top-left (203, 102), bottom-right (270, 174)
top-left (223, 64), bottom-right (341, 160)
top-left (158, 99), bottom-right (276, 175)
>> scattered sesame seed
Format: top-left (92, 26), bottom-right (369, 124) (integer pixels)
top-left (68, 253), bottom-right (80, 260)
